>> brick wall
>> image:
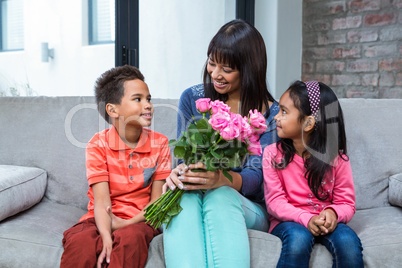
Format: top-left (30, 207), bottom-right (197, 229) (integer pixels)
top-left (302, 0), bottom-right (402, 98)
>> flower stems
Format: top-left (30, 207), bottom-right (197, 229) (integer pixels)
top-left (144, 187), bottom-right (184, 229)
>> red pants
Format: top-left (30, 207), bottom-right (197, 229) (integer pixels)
top-left (60, 218), bottom-right (160, 268)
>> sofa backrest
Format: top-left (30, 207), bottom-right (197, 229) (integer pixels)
top-left (1, 97), bottom-right (401, 211)
top-left (339, 98), bottom-right (402, 209)
top-left (0, 97), bottom-right (179, 210)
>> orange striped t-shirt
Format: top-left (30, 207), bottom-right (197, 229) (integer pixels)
top-left (79, 126), bottom-right (171, 222)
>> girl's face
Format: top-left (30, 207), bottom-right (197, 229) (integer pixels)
top-left (274, 91), bottom-right (305, 140)
top-left (207, 56), bottom-right (241, 96)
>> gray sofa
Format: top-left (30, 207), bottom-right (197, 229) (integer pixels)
top-left (0, 96), bottom-right (401, 268)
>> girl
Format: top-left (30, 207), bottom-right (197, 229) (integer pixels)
top-left (263, 80), bottom-right (364, 267)
top-left (163, 19), bottom-right (279, 267)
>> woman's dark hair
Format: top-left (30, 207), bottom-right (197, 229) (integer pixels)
top-left (95, 65), bottom-right (144, 123)
top-left (274, 80), bottom-right (348, 201)
top-left (203, 19), bottom-right (275, 117)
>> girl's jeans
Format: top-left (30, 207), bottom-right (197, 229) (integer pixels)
top-left (271, 222), bottom-right (364, 268)
top-left (163, 186), bottom-right (269, 268)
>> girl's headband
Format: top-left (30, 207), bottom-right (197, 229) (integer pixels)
top-left (304, 81), bottom-right (320, 120)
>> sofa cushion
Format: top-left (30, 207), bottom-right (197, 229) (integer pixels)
top-left (347, 206), bottom-right (402, 267)
top-left (144, 229), bottom-right (283, 268)
top-left (0, 199), bottom-right (86, 268)
top-left (0, 165), bottom-right (47, 221)
top-left (339, 99), bottom-right (402, 209)
top-left (389, 173), bottom-right (402, 207)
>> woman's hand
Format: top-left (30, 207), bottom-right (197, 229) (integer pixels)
top-left (163, 163), bottom-right (189, 193)
top-left (177, 162), bottom-right (229, 191)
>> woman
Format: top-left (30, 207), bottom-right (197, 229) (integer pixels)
top-left (163, 19), bottom-right (279, 267)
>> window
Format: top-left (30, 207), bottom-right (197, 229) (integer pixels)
top-left (88, 0), bottom-right (115, 45)
top-left (0, 0), bottom-right (24, 51)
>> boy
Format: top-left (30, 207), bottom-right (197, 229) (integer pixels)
top-left (60, 65), bottom-right (171, 268)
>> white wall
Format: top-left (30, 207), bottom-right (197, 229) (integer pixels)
top-left (0, 0), bottom-right (302, 99)
top-left (255, 0), bottom-right (302, 100)
top-left (139, 0), bottom-right (235, 99)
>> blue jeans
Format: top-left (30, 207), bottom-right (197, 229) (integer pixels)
top-left (271, 222), bottom-right (364, 268)
top-left (163, 186), bottom-right (269, 268)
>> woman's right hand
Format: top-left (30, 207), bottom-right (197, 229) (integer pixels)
top-left (163, 163), bottom-right (189, 193)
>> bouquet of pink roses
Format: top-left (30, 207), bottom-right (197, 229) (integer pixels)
top-left (144, 98), bottom-right (267, 229)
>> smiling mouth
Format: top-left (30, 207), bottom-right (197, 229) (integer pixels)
top-left (214, 80), bottom-right (227, 86)
top-left (141, 113), bottom-right (152, 118)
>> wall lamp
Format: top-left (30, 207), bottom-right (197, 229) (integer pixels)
top-left (41, 42), bottom-right (54, 62)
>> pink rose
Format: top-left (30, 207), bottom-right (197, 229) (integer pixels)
top-left (240, 116), bottom-right (253, 141)
top-left (248, 134), bottom-right (260, 143)
top-left (220, 114), bottom-right (241, 141)
top-left (247, 134), bottom-right (262, 155)
top-left (249, 109), bottom-right (268, 134)
top-left (220, 123), bottom-right (240, 141)
top-left (208, 111), bottom-right (230, 131)
top-left (247, 140), bottom-right (262, 156)
top-left (195, 98), bottom-right (211, 113)
top-left (210, 100), bottom-right (230, 114)
top-left (230, 113), bottom-right (242, 128)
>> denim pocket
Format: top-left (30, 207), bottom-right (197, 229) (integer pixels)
top-left (143, 165), bottom-right (157, 188)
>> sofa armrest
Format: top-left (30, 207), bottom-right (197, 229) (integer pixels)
top-left (0, 165), bottom-right (47, 221)
top-left (389, 173), bottom-right (402, 207)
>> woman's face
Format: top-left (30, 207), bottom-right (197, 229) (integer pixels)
top-left (207, 56), bottom-right (241, 96)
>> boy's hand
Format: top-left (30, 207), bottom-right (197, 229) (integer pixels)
top-left (307, 215), bottom-right (325, 236)
top-left (318, 209), bottom-right (338, 234)
top-left (106, 206), bottom-right (130, 232)
top-left (97, 235), bottom-right (112, 268)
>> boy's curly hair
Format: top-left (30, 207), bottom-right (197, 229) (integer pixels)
top-left (95, 65), bottom-right (144, 123)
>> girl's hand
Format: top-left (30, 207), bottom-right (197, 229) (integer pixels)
top-left (318, 209), bottom-right (338, 234)
top-left (178, 162), bottom-right (227, 191)
top-left (163, 163), bottom-right (189, 193)
top-left (106, 206), bottom-right (130, 232)
top-left (308, 215), bottom-right (325, 236)
top-left (97, 235), bottom-right (112, 268)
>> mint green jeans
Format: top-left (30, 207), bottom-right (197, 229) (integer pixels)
top-left (163, 186), bottom-right (269, 268)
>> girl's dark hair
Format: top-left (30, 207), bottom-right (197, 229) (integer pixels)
top-left (203, 19), bottom-right (275, 117)
top-left (274, 80), bottom-right (348, 201)
top-left (95, 65), bottom-right (144, 123)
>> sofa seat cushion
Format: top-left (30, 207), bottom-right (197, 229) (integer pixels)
top-left (145, 229), bottom-right (283, 268)
top-left (348, 206), bottom-right (402, 267)
top-left (389, 173), bottom-right (402, 207)
top-left (0, 165), bottom-right (47, 221)
top-left (0, 199), bottom-right (86, 268)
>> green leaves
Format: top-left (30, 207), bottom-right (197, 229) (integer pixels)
top-left (173, 146), bottom-right (186, 159)
top-left (222, 170), bottom-right (233, 183)
top-left (167, 202), bottom-right (183, 216)
top-left (196, 118), bottom-right (209, 130)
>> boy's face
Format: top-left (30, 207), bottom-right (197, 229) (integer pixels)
top-left (114, 79), bottom-right (153, 128)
